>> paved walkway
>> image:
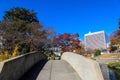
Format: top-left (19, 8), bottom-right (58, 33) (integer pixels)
top-left (19, 60), bottom-right (81, 80)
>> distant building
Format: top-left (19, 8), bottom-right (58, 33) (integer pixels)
top-left (85, 31), bottom-right (109, 50)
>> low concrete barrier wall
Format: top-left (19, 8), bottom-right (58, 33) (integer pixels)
top-left (0, 51), bottom-right (47, 80)
top-left (61, 52), bottom-right (104, 80)
top-left (96, 58), bottom-right (119, 64)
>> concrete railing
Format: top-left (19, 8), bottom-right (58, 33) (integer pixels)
top-left (0, 51), bottom-right (47, 80)
top-left (61, 52), bottom-right (104, 80)
top-left (96, 58), bottom-right (119, 64)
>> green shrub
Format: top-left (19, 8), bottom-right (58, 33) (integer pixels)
top-left (19, 43), bottom-right (30, 54)
top-left (108, 62), bottom-right (120, 68)
top-left (94, 49), bottom-right (101, 57)
top-left (44, 50), bottom-right (53, 57)
top-left (49, 55), bottom-right (55, 60)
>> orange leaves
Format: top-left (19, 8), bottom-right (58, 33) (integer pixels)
top-left (110, 29), bottom-right (120, 45)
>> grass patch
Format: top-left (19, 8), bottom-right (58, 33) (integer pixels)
top-left (108, 62), bottom-right (120, 68)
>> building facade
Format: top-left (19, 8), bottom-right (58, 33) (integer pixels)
top-left (85, 31), bottom-right (109, 50)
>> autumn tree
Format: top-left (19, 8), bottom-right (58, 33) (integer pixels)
top-left (54, 33), bottom-right (82, 53)
top-left (109, 29), bottom-right (120, 52)
top-left (0, 7), bottom-right (49, 54)
top-left (0, 21), bottom-right (47, 53)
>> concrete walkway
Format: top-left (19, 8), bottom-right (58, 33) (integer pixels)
top-left (20, 60), bottom-right (81, 80)
top-left (37, 60), bottom-right (81, 80)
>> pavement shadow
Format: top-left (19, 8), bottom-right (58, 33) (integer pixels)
top-left (19, 60), bottom-right (48, 80)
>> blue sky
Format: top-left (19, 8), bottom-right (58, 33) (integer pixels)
top-left (0, 0), bottom-right (120, 40)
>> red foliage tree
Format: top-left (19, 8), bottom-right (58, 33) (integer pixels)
top-left (54, 33), bottom-right (81, 52)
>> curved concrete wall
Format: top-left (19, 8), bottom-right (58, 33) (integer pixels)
top-left (61, 52), bottom-right (104, 80)
top-left (0, 51), bottom-right (47, 80)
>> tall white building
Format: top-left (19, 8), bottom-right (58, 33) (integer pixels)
top-left (85, 31), bottom-right (109, 50)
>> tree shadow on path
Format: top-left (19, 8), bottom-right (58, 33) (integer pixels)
top-left (19, 60), bottom-right (48, 80)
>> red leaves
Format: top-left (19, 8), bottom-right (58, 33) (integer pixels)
top-left (54, 33), bottom-right (81, 52)
top-left (62, 33), bottom-right (71, 40)
top-left (72, 39), bottom-right (80, 44)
